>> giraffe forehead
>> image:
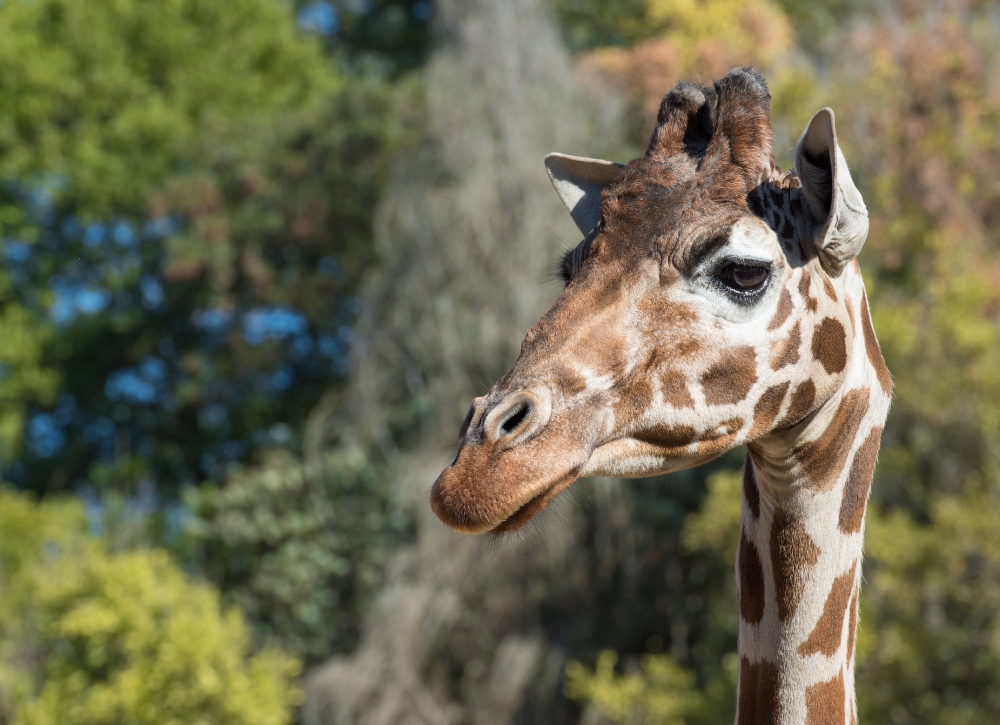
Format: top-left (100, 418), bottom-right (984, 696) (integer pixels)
top-left (599, 173), bottom-right (743, 254)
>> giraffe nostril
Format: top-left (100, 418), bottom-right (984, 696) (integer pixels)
top-left (481, 390), bottom-right (551, 445)
top-left (498, 401), bottom-right (531, 437)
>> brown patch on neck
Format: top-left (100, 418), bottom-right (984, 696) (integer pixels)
top-left (780, 379), bottom-right (816, 429)
top-left (750, 382), bottom-right (790, 437)
top-left (805, 670), bottom-right (846, 725)
top-left (794, 388), bottom-right (870, 492)
top-left (799, 561), bottom-right (858, 657)
top-left (738, 657), bottom-right (781, 725)
top-left (743, 455), bottom-right (761, 518)
top-left (768, 288), bottom-right (793, 331)
top-left (846, 586), bottom-right (859, 663)
top-left (701, 345), bottom-right (757, 406)
top-left (660, 368), bottom-right (695, 408)
top-left (799, 269), bottom-right (818, 312)
top-left (822, 275), bottom-right (839, 302)
top-left (739, 528), bottom-right (766, 624)
top-left (770, 321), bottom-right (801, 370)
top-left (861, 290), bottom-right (893, 395)
top-left (770, 508), bottom-right (820, 622)
top-left (811, 317), bottom-right (848, 374)
top-left (838, 426), bottom-right (882, 534)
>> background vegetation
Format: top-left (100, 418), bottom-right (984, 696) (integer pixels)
top-left (0, 0), bottom-right (998, 723)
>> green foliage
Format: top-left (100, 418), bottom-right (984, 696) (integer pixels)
top-left (679, 469), bottom-right (741, 565)
top-left (565, 470), bottom-right (742, 725)
top-left (155, 73), bottom-right (414, 314)
top-left (183, 447), bottom-right (411, 663)
top-left (772, 0), bottom-right (870, 47)
top-left (857, 499), bottom-right (1000, 723)
top-left (0, 488), bottom-right (300, 725)
top-left (643, 0), bottom-right (792, 67)
top-left (551, 0), bottom-right (651, 50)
top-left (0, 0), bottom-right (335, 219)
top-left (0, 294), bottom-right (58, 460)
top-left (306, 0), bottom-right (435, 74)
top-left (565, 651), bottom-right (697, 725)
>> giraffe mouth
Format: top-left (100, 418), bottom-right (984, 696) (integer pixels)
top-left (488, 470), bottom-right (579, 535)
top-left (430, 440), bottom-right (587, 535)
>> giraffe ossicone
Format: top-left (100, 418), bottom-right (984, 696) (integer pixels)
top-left (431, 67), bottom-right (891, 725)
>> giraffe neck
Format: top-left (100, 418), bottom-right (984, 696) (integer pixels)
top-left (734, 266), bottom-right (891, 725)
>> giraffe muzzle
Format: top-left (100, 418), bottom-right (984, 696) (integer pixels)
top-left (431, 385), bottom-right (588, 535)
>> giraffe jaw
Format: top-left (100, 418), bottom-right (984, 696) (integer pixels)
top-left (430, 425), bottom-right (720, 535)
top-left (430, 445), bottom-right (588, 535)
top-left (487, 471), bottom-right (579, 535)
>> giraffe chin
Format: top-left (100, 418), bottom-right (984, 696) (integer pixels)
top-left (488, 473), bottom-right (578, 535)
top-left (430, 452), bottom-right (585, 536)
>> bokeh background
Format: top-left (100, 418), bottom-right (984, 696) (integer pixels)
top-left (0, 0), bottom-right (998, 723)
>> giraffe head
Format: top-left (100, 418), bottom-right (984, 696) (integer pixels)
top-left (431, 68), bottom-right (874, 535)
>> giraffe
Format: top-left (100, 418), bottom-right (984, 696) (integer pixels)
top-left (430, 68), bottom-right (891, 725)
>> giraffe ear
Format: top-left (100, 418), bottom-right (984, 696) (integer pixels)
top-left (544, 153), bottom-right (625, 235)
top-left (795, 108), bottom-right (869, 278)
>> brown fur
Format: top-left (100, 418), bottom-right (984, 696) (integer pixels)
top-left (739, 657), bottom-right (782, 725)
top-left (702, 345), bottom-right (758, 405)
top-left (558, 368), bottom-right (590, 397)
top-left (739, 528), bottom-right (766, 624)
top-left (799, 270), bottom-right (818, 312)
top-left (799, 561), bottom-right (858, 657)
top-left (770, 508), bottom-right (820, 622)
top-left (822, 276), bottom-right (839, 302)
top-left (660, 368), bottom-right (695, 408)
top-left (743, 455), bottom-right (761, 519)
top-left (647, 82), bottom-right (717, 163)
top-left (635, 424), bottom-right (698, 450)
top-left (751, 382), bottom-right (791, 437)
top-left (770, 321), bottom-right (801, 370)
top-left (805, 670), bottom-right (846, 725)
top-left (846, 587), bottom-right (859, 662)
top-left (780, 379), bottom-right (817, 429)
top-left (708, 69), bottom-right (773, 187)
top-left (838, 426), bottom-right (882, 534)
top-left (696, 417), bottom-right (745, 454)
top-left (861, 291), bottom-right (892, 395)
top-left (794, 388), bottom-right (869, 492)
top-left (811, 317), bottom-right (848, 374)
top-left (614, 378), bottom-right (654, 426)
top-left (768, 288), bottom-right (793, 331)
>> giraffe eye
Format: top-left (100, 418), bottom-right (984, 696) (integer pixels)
top-left (559, 230), bottom-right (597, 285)
top-left (715, 261), bottom-right (771, 299)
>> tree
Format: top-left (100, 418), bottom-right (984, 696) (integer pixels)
top-left (182, 447), bottom-right (411, 664)
top-left (0, 0), bottom-right (412, 498)
top-left (0, 488), bottom-right (301, 725)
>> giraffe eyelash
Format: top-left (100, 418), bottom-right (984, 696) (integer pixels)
top-left (559, 231), bottom-right (597, 285)
top-left (711, 256), bottom-right (773, 305)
